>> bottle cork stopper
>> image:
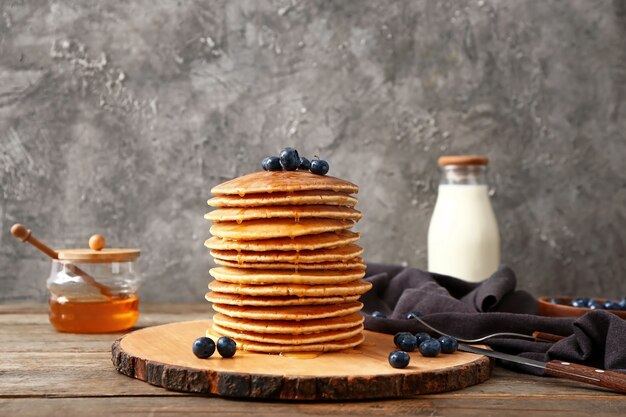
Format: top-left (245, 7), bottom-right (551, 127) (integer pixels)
top-left (89, 234), bottom-right (106, 251)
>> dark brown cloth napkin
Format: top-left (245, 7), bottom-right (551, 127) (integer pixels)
top-left (362, 264), bottom-right (626, 375)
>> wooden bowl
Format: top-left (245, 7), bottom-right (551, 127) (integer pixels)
top-left (537, 296), bottom-right (626, 319)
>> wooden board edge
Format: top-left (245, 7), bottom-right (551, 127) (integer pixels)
top-left (111, 337), bottom-right (493, 401)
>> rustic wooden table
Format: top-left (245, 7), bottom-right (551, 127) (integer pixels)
top-left (1, 304), bottom-right (624, 416)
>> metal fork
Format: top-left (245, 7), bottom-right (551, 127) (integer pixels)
top-left (406, 313), bottom-right (565, 343)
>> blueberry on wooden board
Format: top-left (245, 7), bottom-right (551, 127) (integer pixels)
top-left (438, 336), bottom-right (459, 354)
top-left (393, 332), bottom-right (413, 348)
top-left (217, 336), bottom-right (237, 358)
top-left (415, 332), bottom-right (432, 346)
top-left (388, 350), bottom-right (410, 369)
top-left (419, 339), bottom-right (442, 357)
top-left (192, 337), bottom-right (215, 359)
top-left (397, 334), bottom-right (418, 352)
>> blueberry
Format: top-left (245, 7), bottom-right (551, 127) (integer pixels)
top-left (388, 350), bottom-right (410, 369)
top-left (279, 147), bottom-right (300, 171)
top-left (438, 336), bottom-right (459, 354)
top-left (192, 337), bottom-right (215, 359)
top-left (415, 332), bottom-right (432, 346)
top-left (262, 156), bottom-right (282, 171)
top-left (393, 332), bottom-right (413, 348)
top-left (571, 297), bottom-right (590, 308)
top-left (619, 297), bottom-right (626, 309)
top-left (548, 298), bottom-right (561, 304)
top-left (310, 159), bottom-right (330, 175)
top-left (588, 300), bottom-right (603, 310)
top-left (419, 339), bottom-right (442, 357)
top-left (216, 336), bottom-right (237, 358)
top-left (603, 300), bottom-right (622, 311)
top-left (371, 311), bottom-right (386, 318)
top-left (397, 334), bottom-right (418, 352)
top-left (299, 156), bottom-right (311, 170)
top-left (405, 311), bottom-right (423, 320)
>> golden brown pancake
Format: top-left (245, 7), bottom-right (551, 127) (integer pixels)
top-left (205, 291), bottom-right (361, 306)
top-left (206, 330), bottom-right (365, 353)
top-left (208, 280), bottom-right (372, 297)
top-left (212, 301), bottom-right (363, 321)
top-left (211, 323), bottom-right (363, 345)
top-left (204, 230), bottom-right (360, 251)
top-left (212, 312), bottom-right (364, 334)
top-left (209, 244), bottom-right (363, 263)
top-left (211, 170), bottom-right (359, 195)
top-left (210, 218), bottom-right (354, 240)
top-left (205, 205), bottom-right (362, 222)
top-left (209, 267), bottom-right (366, 285)
top-left (207, 190), bottom-right (357, 208)
top-left (213, 258), bottom-right (365, 270)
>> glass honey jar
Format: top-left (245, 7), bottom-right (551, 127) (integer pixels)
top-left (46, 234), bottom-right (142, 333)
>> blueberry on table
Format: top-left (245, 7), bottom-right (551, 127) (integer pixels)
top-left (419, 339), bottom-right (442, 357)
top-left (310, 159), bottom-right (330, 175)
top-left (279, 147), bottom-right (300, 171)
top-left (415, 332), bottom-right (432, 346)
top-left (619, 298), bottom-right (626, 309)
top-left (262, 156), bottom-right (282, 171)
top-left (588, 300), bottom-right (603, 310)
top-left (192, 337), bottom-right (215, 359)
top-left (603, 300), bottom-right (622, 311)
top-left (393, 332), bottom-right (413, 348)
top-left (405, 311), bottom-right (423, 320)
top-left (397, 334), bottom-right (418, 352)
top-left (299, 156), bottom-right (311, 170)
top-left (371, 311), bottom-right (386, 318)
top-left (438, 336), bottom-right (459, 354)
top-left (388, 350), bottom-right (410, 369)
top-left (217, 336), bottom-right (237, 358)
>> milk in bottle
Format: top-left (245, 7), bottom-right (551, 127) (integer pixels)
top-left (427, 155), bottom-right (500, 282)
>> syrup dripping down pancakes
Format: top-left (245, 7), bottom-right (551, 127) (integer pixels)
top-left (205, 170), bottom-right (370, 353)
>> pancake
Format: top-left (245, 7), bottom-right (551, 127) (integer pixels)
top-left (212, 312), bottom-right (364, 334)
top-left (211, 301), bottom-right (363, 321)
top-left (211, 170), bottom-right (359, 195)
top-left (207, 190), bottom-right (357, 208)
top-left (204, 230), bottom-right (360, 251)
top-left (212, 323), bottom-right (363, 345)
top-left (205, 205), bottom-right (362, 222)
top-left (209, 244), bottom-right (363, 263)
top-left (213, 258), bottom-right (365, 270)
top-left (205, 291), bottom-right (361, 306)
top-left (206, 330), bottom-right (365, 353)
top-left (208, 280), bottom-right (372, 297)
top-left (210, 267), bottom-right (366, 285)
top-left (210, 218), bottom-right (354, 241)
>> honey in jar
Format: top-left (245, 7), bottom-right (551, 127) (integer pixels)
top-left (46, 234), bottom-right (142, 333)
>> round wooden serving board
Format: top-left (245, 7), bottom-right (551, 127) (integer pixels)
top-left (112, 320), bottom-right (492, 400)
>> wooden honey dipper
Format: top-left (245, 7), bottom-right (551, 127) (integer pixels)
top-left (10, 224), bottom-right (114, 298)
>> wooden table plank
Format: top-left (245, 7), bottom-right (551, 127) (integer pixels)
top-left (1, 304), bottom-right (624, 416)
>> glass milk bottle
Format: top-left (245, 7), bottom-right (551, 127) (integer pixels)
top-left (427, 155), bottom-right (500, 282)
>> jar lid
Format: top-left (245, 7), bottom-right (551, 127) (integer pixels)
top-left (438, 155), bottom-right (489, 167)
top-left (57, 234), bottom-right (140, 263)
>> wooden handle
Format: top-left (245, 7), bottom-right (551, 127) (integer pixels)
top-left (545, 360), bottom-right (626, 393)
top-left (11, 224), bottom-right (58, 259)
top-left (532, 331), bottom-right (566, 342)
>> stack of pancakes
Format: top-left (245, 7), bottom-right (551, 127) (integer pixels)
top-left (204, 170), bottom-right (371, 353)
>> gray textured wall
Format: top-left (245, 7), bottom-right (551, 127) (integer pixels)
top-left (1, 0), bottom-right (625, 303)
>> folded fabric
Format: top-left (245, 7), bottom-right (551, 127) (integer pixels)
top-left (362, 264), bottom-right (626, 375)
